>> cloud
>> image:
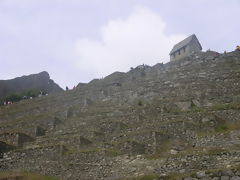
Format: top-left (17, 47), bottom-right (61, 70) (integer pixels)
top-left (75, 7), bottom-right (186, 78)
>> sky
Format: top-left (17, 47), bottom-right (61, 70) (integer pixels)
top-left (0, 0), bottom-right (240, 88)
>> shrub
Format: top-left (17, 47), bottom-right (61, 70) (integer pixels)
top-left (138, 100), bottom-right (143, 106)
top-left (3, 88), bottom-right (48, 103)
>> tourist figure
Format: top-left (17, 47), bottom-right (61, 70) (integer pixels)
top-left (236, 46), bottom-right (240, 51)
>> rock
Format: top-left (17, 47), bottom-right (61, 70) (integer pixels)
top-left (221, 176), bottom-right (230, 180)
top-left (2, 51), bottom-right (240, 179)
top-left (179, 169), bottom-right (186, 173)
top-left (175, 101), bottom-right (192, 111)
top-left (67, 107), bottom-right (74, 118)
top-left (152, 132), bottom-right (170, 154)
top-left (170, 149), bottom-right (178, 155)
top-left (196, 171), bottom-right (206, 178)
top-left (146, 166), bottom-right (154, 171)
top-left (0, 142), bottom-right (15, 156)
top-left (0, 133), bottom-right (34, 147)
top-left (123, 141), bottom-right (145, 155)
top-left (223, 170), bottom-right (234, 176)
top-left (35, 126), bottom-right (46, 136)
top-left (184, 177), bottom-right (198, 180)
top-left (79, 136), bottom-right (92, 145)
top-left (201, 117), bottom-right (211, 123)
top-left (83, 98), bottom-right (94, 107)
top-left (192, 99), bottom-right (201, 107)
top-left (230, 176), bottom-right (240, 180)
top-left (0, 71), bottom-right (63, 99)
top-left (52, 117), bottom-right (62, 129)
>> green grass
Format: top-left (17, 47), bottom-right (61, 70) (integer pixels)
top-left (104, 149), bottom-right (122, 157)
top-left (206, 148), bottom-right (226, 155)
top-left (145, 142), bottom-right (171, 160)
top-left (122, 164), bottom-right (240, 180)
top-left (0, 171), bottom-right (59, 180)
top-left (121, 174), bottom-right (161, 180)
top-left (165, 171), bottom-right (201, 180)
top-left (65, 147), bottom-right (100, 155)
top-left (214, 123), bottom-right (240, 133)
top-left (211, 103), bottom-right (240, 111)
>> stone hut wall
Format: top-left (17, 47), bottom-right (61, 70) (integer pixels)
top-left (0, 133), bottom-right (34, 147)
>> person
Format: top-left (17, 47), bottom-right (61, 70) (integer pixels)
top-left (236, 46), bottom-right (240, 51)
top-left (66, 86), bottom-right (69, 91)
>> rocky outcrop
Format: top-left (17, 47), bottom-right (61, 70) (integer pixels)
top-left (0, 71), bottom-right (63, 99)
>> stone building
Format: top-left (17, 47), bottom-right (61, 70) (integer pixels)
top-left (170, 34), bottom-right (202, 61)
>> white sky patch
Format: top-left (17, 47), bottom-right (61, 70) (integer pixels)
top-left (75, 7), bottom-right (186, 78)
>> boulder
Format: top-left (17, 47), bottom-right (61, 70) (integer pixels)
top-left (175, 101), bottom-right (192, 111)
top-left (231, 176), bottom-right (240, 180)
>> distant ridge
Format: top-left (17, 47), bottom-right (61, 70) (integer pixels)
top-left (0, 71), bottom-right (63, 99)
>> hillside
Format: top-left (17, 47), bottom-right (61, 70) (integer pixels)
top-left (0, 71), bottom-right (63, 101)
top-left (0, 50), bottom-right (240, 180)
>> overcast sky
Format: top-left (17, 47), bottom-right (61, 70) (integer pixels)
top-left (0, 0), bottom-right (240, 88)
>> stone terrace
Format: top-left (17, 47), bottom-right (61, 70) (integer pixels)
top-left (1, 50), bottom-right (240, 179)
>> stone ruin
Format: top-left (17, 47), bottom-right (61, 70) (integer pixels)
top-left (0, 132), bottom-right (34, 147)
top-left (0, 50), bottom-right (240, 179)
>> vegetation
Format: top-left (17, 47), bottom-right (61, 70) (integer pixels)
top-left (215, 122), bottom-right (240, 133)
top-left (0, 171), bottom-right (58, 180)
top-left (138, 100), bottom-right (143, 106)
top-left (104, 149), bottom-right (122, 157)
top-left (1, 88), bottom-right (47, 104)
top-left (122, 174), bottom-right (161, 180)
top-left (65, 147), bottom-right (101, 155)
top-left (211, 103), bottom-right (240, 111)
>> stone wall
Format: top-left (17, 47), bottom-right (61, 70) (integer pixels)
top-left (0, 51), bottom-right (240, 179)
top-left (0, 133), bottom-right (34, 147)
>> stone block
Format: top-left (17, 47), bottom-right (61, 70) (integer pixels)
top-left (196, 171), bottom-right (206, 178)
top-left (175, 101), bottom-right (192, 111)
top-left (123, 141), bottom-right (145, 155)
top-left (52, 117), bottom-right (62, 128)
top-left (92, 131), bottom-right (104, 137)
top-left (192, 99), bottom-right (201, 107)
top-left (114, 122), bottom-right (128, 132)
top-left (35, 126), bottom-right (46, 136)
top-left (17, 133), bottom-right (34, 147)
top-left (79, 136), bottom-right (92, 146)
top-left (221, 176), bottom-right (230, 180)
top-left (0, 141), bottom-right (15, 157)
top-left (92, 131), bottom-right (104, 141)
top-left (35, 145), bottom-right (68, 160)
top-left (83, 98), bottom-right (93, 107)
top-left (152, 132), bottom-right (170, 154)
top-left (67, 107), bottom-right (74, 118)
top-left (231, 176), bottom-right (240, 180)
top-left (59, 144), bottom-right (68, 155)
top-left (184, 177), bottom-right (198, 180)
